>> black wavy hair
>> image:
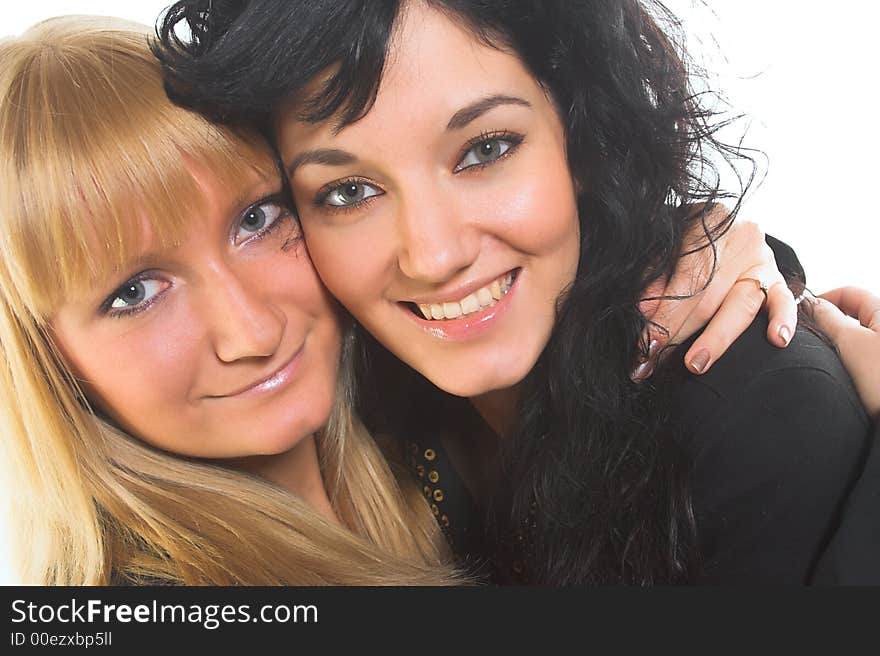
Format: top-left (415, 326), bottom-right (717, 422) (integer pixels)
top-left (154, 0), bottom-right (751, 584)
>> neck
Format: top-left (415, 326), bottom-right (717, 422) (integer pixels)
top-left (469, 384), bottom-right (520, 440)
top-left (225, 434), bottom-right (339, 525)
top-left (437, 384), bottom-right (518, 506)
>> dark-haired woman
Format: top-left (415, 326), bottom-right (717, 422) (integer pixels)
top-left (154, 0), bottom-right (873, 584)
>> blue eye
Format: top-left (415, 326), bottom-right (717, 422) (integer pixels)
top-left (454, 134), bottom-right (522, 172)
top-left (104, 277), bottom-right (169, 316)
top-left (323, 181), bottom-right (383, 208)
top-left (234, 200), bottom-right (288, 244)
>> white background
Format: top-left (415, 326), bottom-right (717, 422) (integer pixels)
top-left (2, 1), bottom-right (878, 583)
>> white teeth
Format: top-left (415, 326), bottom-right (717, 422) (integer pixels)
top-left (413, 271), bottom-right (516, 320)
top-left (443, 302), bottom-right (462, 319)
top-left (460, 293), bottom-right (480, 315)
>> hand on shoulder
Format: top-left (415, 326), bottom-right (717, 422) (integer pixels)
top-left (811, 286), bottom-right (880, 421)
top-left (637, 213), bottom-right (798, 380)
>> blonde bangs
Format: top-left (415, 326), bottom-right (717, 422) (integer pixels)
top-left (0, 16), bottom-right (277, 318)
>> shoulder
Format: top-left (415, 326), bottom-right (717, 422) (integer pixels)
top-left (676, 314), bottom-right (867, 450)
top-left (669, 315), bottom-right (872, 582)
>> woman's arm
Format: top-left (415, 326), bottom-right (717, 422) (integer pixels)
top-left (638, 217), bottom-right (799, 379)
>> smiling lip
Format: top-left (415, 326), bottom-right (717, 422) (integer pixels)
top-left (401, 269), bottom-right (520, 340)
top-left (215, 344), bottom-right (305, 398)
top-left (406, 270), bottom-right (516, 306)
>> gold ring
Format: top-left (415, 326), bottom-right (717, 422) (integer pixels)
top-left (735, 277), bottom-right (770, 304)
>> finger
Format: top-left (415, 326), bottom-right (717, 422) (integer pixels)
top-left (680, 263), bottom-right (797, 364)
top-left (819, 287), bottom-right (880, 331)
top-left (638, 278), bottom-right (667, 322)
top-left (637, 278), bottom-right (668, 361)
top-left (817, 287), bottom-right (846, 308)
top-left (683, 273), bottom-right (772, 374)
top-left (811, 296), bottom-right (862, 344)
top-left (664, 222), bottom-right (786, 351)
top-left (765, 279), bottom-right (798, 348)
top-left (647, 247), bottom-right (722, 350)
top-left (811, 297), bottom-right (880, 419)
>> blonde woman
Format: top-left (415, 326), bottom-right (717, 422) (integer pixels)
top-left (0, 16), bottom-right (458, 585)
top-left (0, 15), bottom-right (804, 586)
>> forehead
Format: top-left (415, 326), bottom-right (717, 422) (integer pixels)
top-left (384, 4), bottom-right (532, 99)
top-left (277, 3), bottom-right (548, 144)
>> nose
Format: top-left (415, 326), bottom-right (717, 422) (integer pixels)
top-left (395, 188), bottom-right (479, 283)
top-left (201, 265), bottom-right (285, 363)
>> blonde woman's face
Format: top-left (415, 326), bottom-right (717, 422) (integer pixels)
top-left (51, 163), bottom-right (341, 458)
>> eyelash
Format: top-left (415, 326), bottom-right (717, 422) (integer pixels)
top-left (455, 129), bottom-right (524, 173)
top-left (234, 194), bottom-right (299, 248)
top-left (99, 271), bottom-right (168, 319)
top-left (100, 194), bottom-right (297, 319)
top-left (313, 178), bottom-right (383, 215)
top-left (311, 129), bottom-right (525, 213)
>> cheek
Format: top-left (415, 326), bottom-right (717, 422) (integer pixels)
top-left (96, 321), bottom-right (201, 415)
top-left (302, 221), bottom-right (389, 311)
top-left (478, 153), bottom-right (580, 259)
top-left (54, 312), bottom-right (202, 437)
top-left (278, 242), bottom-right (346, 322)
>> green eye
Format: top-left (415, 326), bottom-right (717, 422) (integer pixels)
top-left (456, 137), bottom-right (515, 171)
top-left (241, 206), bottom-right (268, 232)
top-left (324, 181), bottom-right (383, 207)
top-left (110, 279), bottom-right (162, 309)
top-left (101, 276), bottom-right (170, 317)
top-left (234, 200), bottom-right (286, 243)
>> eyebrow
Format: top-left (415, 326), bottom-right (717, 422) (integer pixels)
top-left (446, 94), bottom-right (531, 131)
top-left (285, 95), bottom-right (531, 177)
top-left (286, 149), bottom-right (357, 177)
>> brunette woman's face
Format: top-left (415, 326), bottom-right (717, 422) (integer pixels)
top-left (277, 2), bottom-right (580, 398)
top-left (51, 161), bottom-right (341, 458)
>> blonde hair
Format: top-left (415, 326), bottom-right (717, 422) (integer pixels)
top-left (0, 15), bottom-right (459, 585)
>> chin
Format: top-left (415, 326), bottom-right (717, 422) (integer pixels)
top-left (252, 403), bottom-right (334, 456)
top-left (424, 358), bottom-right (534, 399)
top-left (251, 422), bottom-right (317, 456)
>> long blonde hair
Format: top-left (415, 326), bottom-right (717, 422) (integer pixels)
top-left (0, 15), bottom-right (459, 585)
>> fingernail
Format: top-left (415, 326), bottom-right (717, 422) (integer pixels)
top-left (778, 325), bottom-right (792, 346)
top-left (630, 359), bottom-right (655, 382)
top-left (648, 339), bottom-right (661, 358)
top-left (688, 349), bottom-right (711, 374)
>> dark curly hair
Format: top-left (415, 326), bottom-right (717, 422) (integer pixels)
top-left (154, 0), bottom-right (752, 584)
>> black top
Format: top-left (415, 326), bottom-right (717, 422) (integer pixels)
top-left (405, 316), bottom-right (873, 584)
top-left (812, 421), bottom-right (880, 584)
top-left (675, 316), bottom-right (870, 582)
